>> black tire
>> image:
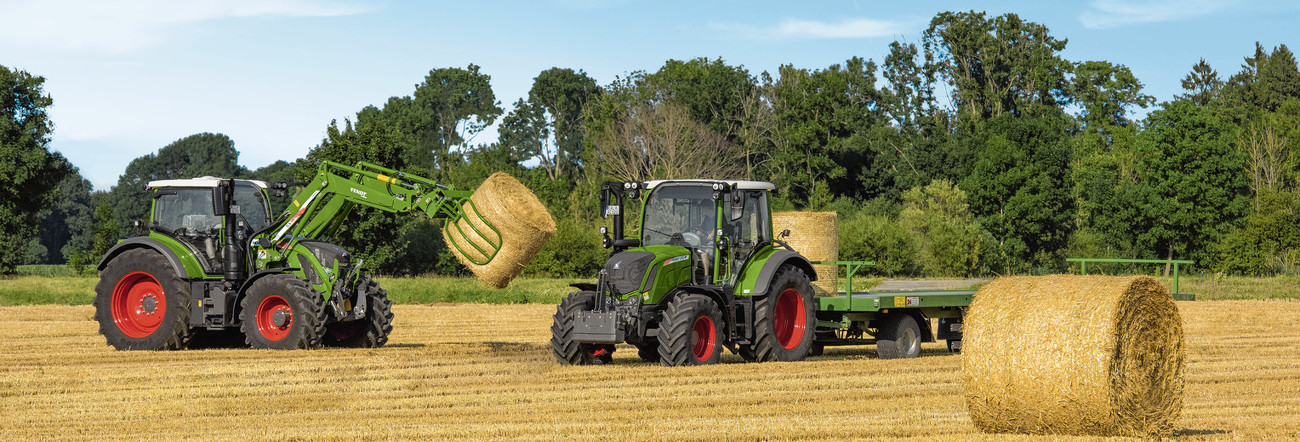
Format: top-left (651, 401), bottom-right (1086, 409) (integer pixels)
top-left (323, 277), bottom-right (394, 348)
top-left (809, 342), bottom-right (825, 357)
top-left (94, 249), bottom-right (193, 350)
top-left (550, 291), bottom-right (615, 365)
top-left (239, 274), bottom-right (326, 349)
top-left (876, 314), bottom-right (922, 359)
top-left (658, 294), bottom-right (724, 366)
top-left (738, 265), bottom-right (815, 362)
top-left (636, 342), bottom-right (661, 363)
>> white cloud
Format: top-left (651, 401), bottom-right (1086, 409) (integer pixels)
top-left (1080, 0), bottom-right (1233, 29)
top-left (715, 17), bottom-right (906, 40)
top-left (0, 0), bottom-right (370, 53)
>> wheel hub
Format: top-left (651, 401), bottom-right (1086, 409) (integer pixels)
top-left (272, 309), bottom-right (291, 327)
top-left (140, 295), bottom-right (158, 315)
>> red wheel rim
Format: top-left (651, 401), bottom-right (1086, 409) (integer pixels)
top-left (255, 295), bottom-right (293, 341)
top-left (774, 288), bottom-right (807, 350)
top-left (111, 271), bottom-right (166, 338)
top-left (691, 315), bottom-right (715, 362)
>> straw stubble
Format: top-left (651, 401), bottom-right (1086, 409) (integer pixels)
top-left (961, 275), bottom-right (1185, 438)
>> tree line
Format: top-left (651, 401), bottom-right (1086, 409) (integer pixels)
top-left (4, 11), bottom-right (1299, 278)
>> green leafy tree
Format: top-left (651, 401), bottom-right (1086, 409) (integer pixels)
top-left (1223, 43), bottom-right (1300, 112)
top-left (898, 180), bottom-right (990, 276)
top-left (839, 212), bottom-right (919, 277)
top-left (0, 64), bottom-right (73, 273)
top-left (923, 11), bottom-right (1071, 128)
top-left (410, 64), bottom-right (503, 177)
top-left (960, 110), bottom-right (1075, 272)
top-left (1132, 101), bottom-right (1251, 264)
top-left (33, 170), bottom-right (95, 264)
top-left (499, 68), bottom-right (600, 180)
top-left (764, 57), bottom-right (885, 208)
top-left (1070, 60), bottom-right (1155, 130)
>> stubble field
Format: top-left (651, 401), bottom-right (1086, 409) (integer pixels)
top-left (2, 299), bottom-right (1298, 440)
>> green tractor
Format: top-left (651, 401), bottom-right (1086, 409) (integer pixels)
top-left (551, 180), bottom-right (819, 365)
top-left (95, 161), bottom-right (504, 350)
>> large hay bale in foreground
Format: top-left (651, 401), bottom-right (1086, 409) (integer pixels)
top-left (443, 172), bottom-right (556, 288)
top-left (772, 212), bottom-right (837, 295)
top-left (962, 275), bottom-right (1185, 438)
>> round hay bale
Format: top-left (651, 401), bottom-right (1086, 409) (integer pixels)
top-left (962, 275), bottom-right (1185, 438)
top-left (443, 172), bottom-right (556, 288)
top-left (771, 212), bottom-right (837, 295)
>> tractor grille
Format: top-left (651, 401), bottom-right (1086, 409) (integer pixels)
top-left (605, 251), bottom-right (655, 296)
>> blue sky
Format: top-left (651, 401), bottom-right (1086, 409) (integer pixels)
top-left (1, 0), bottom-right (1296, 190)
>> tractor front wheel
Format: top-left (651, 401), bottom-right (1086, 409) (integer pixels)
top-left (94, 249), bottom-right (193, 350)
top-left (323, 277), bottom-right (394, 348)
top-left (550, 291), bottom-right (615, 365)
top-left (657, 293), bottom-right (724, 366)
top-left (739, 264), bottom-right (815, 362)
top-left (239, 275), bottom-right (326, 349)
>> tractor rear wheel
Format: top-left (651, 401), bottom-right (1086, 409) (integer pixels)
top-left (657, 293), bottom-right (723, 366)
top-left (94, 249), bottom-right (193, 350)
top-left (323, 277), bottom-right (394, 348)
top-left (739, 264), bottom-right (815, 362)
top-left (876, 314), bottom-right (922, 359)
top-left (239, 274), bottom-right (326, 349)
top-left (550, 291), bottom-right (615, 365)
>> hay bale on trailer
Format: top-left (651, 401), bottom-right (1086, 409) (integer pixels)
top-left (772, 212), bottom-right (837, 295)
top-left (962, 275), bottom-right (1185, 438)
top-left (444, 172), bottom-right (556, 288)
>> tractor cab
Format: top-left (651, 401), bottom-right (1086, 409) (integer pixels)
top-left (637, 180), bottom-right (774, 284)
top-left (146, 177), bottom-right (270, 274)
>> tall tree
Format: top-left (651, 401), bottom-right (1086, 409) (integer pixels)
top-left (1176, 58), bottom-right (1223, 106)
top-left (33, 170), bottom-right (94, 264)
top-left (0, 64), bottom-right (73, 273)
top-left (923, 11), bottom-right (1071, 128)
top-left (1070, 60), bottom-right (1155, 130)
top-left (499, 68), bottom-right (600, 180)
top-left (765, 57), bottom-right (885, 208)
top-left (960, 109), bottom-right (1075, 272)
top-left (410, 64), bottom-right (502, 177)
top-left (1132, 101), bottom-right (1251, 263)
top-left (1224, 43), bottom-right (1300, 112)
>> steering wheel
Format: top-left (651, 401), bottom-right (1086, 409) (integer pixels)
top-left (681, 232), bottom-right (701, 247)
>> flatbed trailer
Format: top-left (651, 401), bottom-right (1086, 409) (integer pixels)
top-left (809, 261), bottom-right (975, 359)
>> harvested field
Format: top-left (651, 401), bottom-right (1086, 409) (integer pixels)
top-left (2, 300), bottom-right (1297, 440)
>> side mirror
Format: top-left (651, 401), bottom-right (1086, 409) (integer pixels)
top-left (599, 188), bottom-right (611, 219)
top-left (780, 229), bottom-right (791, 239)
top-left (729, 189), bottom-right (745, 221)
top-left (213, 180), bottom-right (233, 216)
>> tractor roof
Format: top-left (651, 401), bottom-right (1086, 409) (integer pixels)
top-left (645, 179), bottom-right (776, 191)
top-left (146, 176), bottom-right (268, 189)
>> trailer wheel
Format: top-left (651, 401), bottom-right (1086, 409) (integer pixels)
top-left (324, 277), bottom-right (394, 348)
top-left (658, 293), bottom-right (723, 366)
top-left (876, 314), bottom-right (922, 359)
top-left (739, 264), bottom-right (815, 362)
top-left (239, 274), bottom-right (325, 349)
top-left (550, 291), bottom-right (616, 365)
top-left (94, 249), bottom-right (192, 350)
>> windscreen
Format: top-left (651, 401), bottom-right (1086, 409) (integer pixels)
top-left (233, 183), bottom-right (270, 232)
top-left (641, 184), bottom-right (716, 247)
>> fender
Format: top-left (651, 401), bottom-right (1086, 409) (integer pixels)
top-left (97, 237), bottom-right (189, 278)
top-left (749, 249), bottom-right (818, 297)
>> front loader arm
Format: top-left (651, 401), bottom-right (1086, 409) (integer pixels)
top-left (256, 161), bottom-right (498, 265)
